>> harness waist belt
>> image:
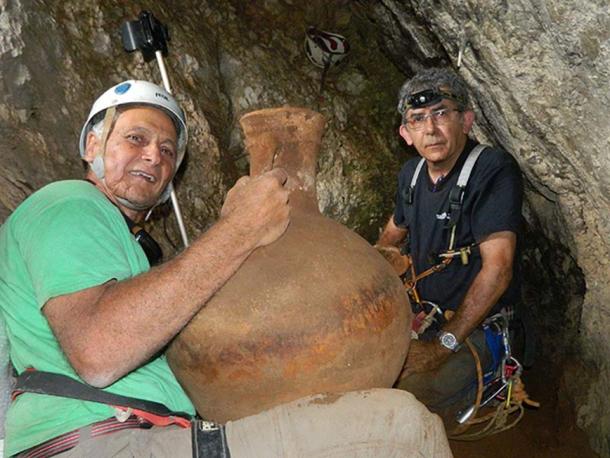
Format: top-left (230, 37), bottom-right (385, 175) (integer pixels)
top-left (14, 370), bottom-right (192, 420)
top-left (21, 415), bottom-right (151, 458)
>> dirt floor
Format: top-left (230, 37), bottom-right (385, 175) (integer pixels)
top-left (450, 362), bottom-right (599, 458)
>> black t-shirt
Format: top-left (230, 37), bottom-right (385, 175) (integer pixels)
top-left (393, 139), bottom-right (523, 314)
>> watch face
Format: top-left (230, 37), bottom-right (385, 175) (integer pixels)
top-left (440, 332), bottom-right (458, 350)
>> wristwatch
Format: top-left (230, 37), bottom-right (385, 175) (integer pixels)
top-left (438, 331), bottom-right (461, 352)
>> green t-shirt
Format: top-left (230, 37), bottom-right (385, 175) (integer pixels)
top-left (0, 180), bottom-right (195, 456)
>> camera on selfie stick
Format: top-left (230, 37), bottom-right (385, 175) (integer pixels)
top-left (120, 10), bottom-right (190, 248)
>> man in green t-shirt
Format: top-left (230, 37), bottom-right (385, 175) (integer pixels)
top-left (0, 80), bottom-right (451, 457)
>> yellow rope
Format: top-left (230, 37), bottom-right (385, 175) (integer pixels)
top-left (450, 375), bottom-right (539, 441)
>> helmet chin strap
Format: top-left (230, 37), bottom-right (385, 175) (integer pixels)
top-left (91, 107), bottom-right (117, 180)
top-left (91, 156), bottom-right (105, 179)
top-left (144, 182), bottom-right (174, 222)
top-left (115, 196), bottom-right (151, 212)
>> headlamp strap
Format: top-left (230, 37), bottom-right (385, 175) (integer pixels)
top-left (406, 88), bottom-right (464, 110)
top-left (99, 106), bottom-right (116, 155)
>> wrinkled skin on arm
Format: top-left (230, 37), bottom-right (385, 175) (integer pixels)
top-left (44, 168), bottom-right (290, 388)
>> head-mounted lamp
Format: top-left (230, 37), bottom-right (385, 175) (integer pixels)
top-left (406, 88), bottom-right (462, 110)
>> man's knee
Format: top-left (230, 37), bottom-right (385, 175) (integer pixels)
top-left (396, 330), bottom-right (493, 408)
top-left (226, 389), bottom-right (452, 457)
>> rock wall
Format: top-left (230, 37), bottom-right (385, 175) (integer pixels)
top-left (366, 1), bottom-right (609, 454)
top-left (0, 0), bottom-right (608, 454)
top-left (0, 0), bottom-right (406, 245)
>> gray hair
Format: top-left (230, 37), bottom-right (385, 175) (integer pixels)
top-left (397, 67), bottom-right (471, 116)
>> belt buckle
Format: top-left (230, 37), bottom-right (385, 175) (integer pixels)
top-left (196, 420), bottom-right (220, 432)
top-left (113, 407), bottom-right (134, 422)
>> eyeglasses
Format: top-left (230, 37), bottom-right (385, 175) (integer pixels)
top-left (404, 108), bottom-right (460, 130)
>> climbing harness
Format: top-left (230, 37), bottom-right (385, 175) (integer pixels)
top-left (403, 144), bottom-right (487, 310)
top-left (13, 369), bottom-right (192, 427)
top-left (304, 26), bottom-right (349, 102)
top-left (410, 300), bottom-right (444, 338)
top-left (401, 144), bottom-right (539, 439)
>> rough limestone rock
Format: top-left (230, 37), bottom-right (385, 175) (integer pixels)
top-left (0, 0), bottom-right (608, 455)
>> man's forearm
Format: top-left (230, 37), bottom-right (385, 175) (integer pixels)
top-left (45, 170), bottom-right (291, 387)
top-left (377, 216), bottom-right (408, 247)
top-left (442, 263), bottom-right (512, 343)
top-left (50, 217), bottom-right (259, 387)
top-left (442, 232), bottom-right (516, 344)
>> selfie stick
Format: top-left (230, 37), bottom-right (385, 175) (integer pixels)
top-left (121, 11), bottom-right (190, 247)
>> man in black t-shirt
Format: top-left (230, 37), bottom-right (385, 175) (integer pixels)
top-left (377, 67), bottom-right (523, 430)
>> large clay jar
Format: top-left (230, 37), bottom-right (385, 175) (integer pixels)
top-left (167, 107), bottom-right (411, 422)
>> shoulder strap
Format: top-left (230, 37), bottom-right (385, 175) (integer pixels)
top-left (14, 370), bottom-right (192, 420)
top-left (405, 158), bottom-right (426, 205)
top-left (446, 144), bottom-right (488, 229)
top-left (457, 144), bottom-right (487, 189)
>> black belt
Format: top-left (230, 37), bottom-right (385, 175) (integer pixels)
top-left (19, 417), bottom-right (232, 458)
top-left (15, 370), bottom-right (235, 457)
top-left (14, 370), bottom-right (191, 420)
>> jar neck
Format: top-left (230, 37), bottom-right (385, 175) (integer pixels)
top-left (240, 107), bottom-right (326, 212)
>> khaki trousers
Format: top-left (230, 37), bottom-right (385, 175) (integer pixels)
top-left (55, 389), bottom-right (452, 458)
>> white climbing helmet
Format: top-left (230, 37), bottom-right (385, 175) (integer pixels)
top-left (304, 26), bottom-right (349, 69)
top-left (79, 80), bottom-right (188, 170)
